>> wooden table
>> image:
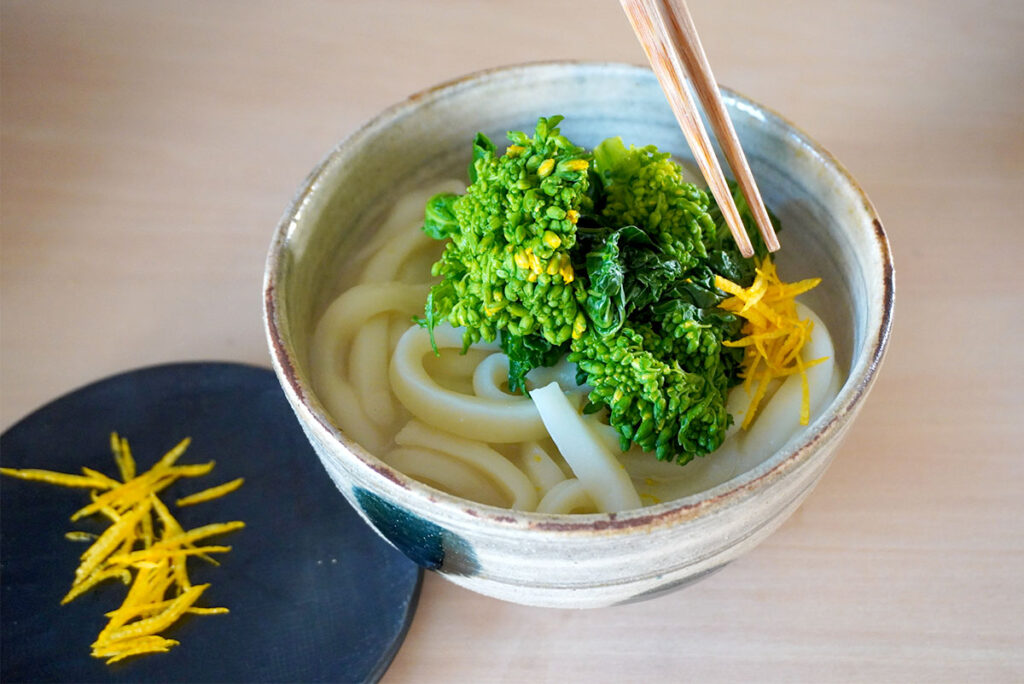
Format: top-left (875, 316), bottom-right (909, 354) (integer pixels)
top-left (3, 1), bottom-right (1022, 680)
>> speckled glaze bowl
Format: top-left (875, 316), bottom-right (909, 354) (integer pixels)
top-left (263, 62), bottom-right (893, 608)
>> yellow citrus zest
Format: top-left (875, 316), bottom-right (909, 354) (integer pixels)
top-left (716, 258), bottom-right (826, 429)
top-left (0, 433), bottom-right (243, 664)
top-left (175, 478), bottom-right (245, 507)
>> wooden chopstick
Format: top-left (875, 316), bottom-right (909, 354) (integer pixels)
top-left (655, 0), bottom-right (780, 253)
top-left (620, 0), bottom-right (753, 257)
top-left (620, 0), bottom-right (780, 256)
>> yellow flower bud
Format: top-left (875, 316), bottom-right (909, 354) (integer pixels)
top-left (572, 312), bottom-right (587, 339)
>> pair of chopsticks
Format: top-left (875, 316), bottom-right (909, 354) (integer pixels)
top-left (621, 0), bottom-right (780, 258)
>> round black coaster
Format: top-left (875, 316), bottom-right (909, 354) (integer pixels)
top-left (1, 362), bottom-right (422, 683)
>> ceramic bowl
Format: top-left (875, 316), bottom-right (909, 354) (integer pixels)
top-left (263, 61), bottom-right (893, 608)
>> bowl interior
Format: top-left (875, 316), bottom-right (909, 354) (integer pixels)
top-left (267, 61), bottom-right (891, 518)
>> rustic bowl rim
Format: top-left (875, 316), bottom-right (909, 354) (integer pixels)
top-left (263, 60), bottom-right (894, 535)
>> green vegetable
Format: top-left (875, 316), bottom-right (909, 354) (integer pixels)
top-left (500, 331), bottom-right (567, 395)
top-left (570, 319), bottom-right (732, 461)
top-left (422, 116), bottom-right (591, 350)
top-left (422, 193), bottom-right (460, 240)
top-left (593, 136), bottom-right (715, 269)
top-left (420, 117), bottom-right (775, 463)
top-left (578, 224), bottom-right (683, 337)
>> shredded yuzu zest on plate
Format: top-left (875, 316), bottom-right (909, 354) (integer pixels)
top-left (176, 478), bottom-right (245, 507)
top-left (0, 432), bottom-right (244, 664)
top-left (715, 258), bottom-right (827, 429)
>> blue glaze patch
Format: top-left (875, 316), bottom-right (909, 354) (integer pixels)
top-left (354, 488), bottom-right (479, 577)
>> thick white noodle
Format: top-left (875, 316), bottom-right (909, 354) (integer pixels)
top-left (309, 282), bottom-right (428, 452)
top-left (349, 314), bottom-right (395, 427)
top-left (529, 382), bottom-right (642, 513)
top-left (357, 181), bottom-right (465, 266)
top-left (359, 224), bottom-right (435, 286)
top-left (394, 420), bottom-right (538, 511)
top-left (350, 196), bottom-right (454, 426)
top-left (318, 381), bottom-right (383, 454)
top-left (474, 352), bottom-right (591, 408)
top-left (389, 316), bottom-right (411, 352)
top-left (472, 353), bottom-right (515, 400)
top-left (383, 446), bottom-right (506, 507)
top-left (526, 355), bottom-right (591, 409)
top-left (429, 348), bottom-right (496, 376)
top-left (537, 478), bottom-right (597, 514)
top-left (519, 441), bottom-right (568, 493)
top-left (728, 302), bottom-right (837, 471)
top-left (390, 325), bottom-right (549, 443)
top-left (425, 348), bottom-right (492, 396)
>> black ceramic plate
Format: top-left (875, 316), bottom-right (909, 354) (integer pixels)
top-left (0, 362), bottom-right (422, 683)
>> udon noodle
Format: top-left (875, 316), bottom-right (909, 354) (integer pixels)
top-left (310, 182), bottom-right (841, 514)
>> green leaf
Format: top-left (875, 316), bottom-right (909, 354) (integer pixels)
top-left (499, 331), bottom-right (567, 394)
top-left (622, 247), bottom-right (683, 310)
top-left (422, 193), bottom-right (461, 240)
top-left (593, 136), bottom-right (635, 186)
top-left (583, 229), bottom-right (628, 337)
top-left (419, 279), bottom-right (456, 356)
top-left (468, 132), bottom-right (496, 183)
top-left (582, 224), bottom-right (686, 337)
top-left (665, 265), bottom-right (727, 309)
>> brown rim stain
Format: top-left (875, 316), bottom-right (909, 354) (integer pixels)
top-left (263, 275), bottom-right (303, 404)
top-left (367, 461), bottom-right (411, 489)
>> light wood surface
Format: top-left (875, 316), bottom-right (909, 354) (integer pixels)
top-left (2, 1), bottom-right (1022, 681)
